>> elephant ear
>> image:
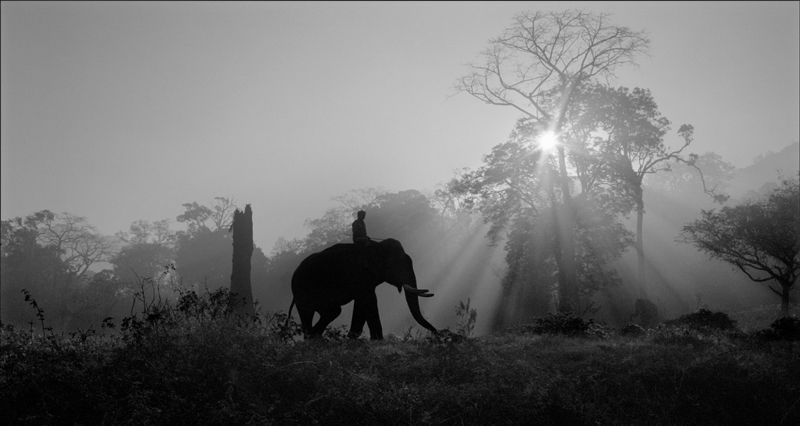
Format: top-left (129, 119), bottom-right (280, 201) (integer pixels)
top-left (369, 243), bottom-right (390, 269)
top-left (346, 243), bottom-right (386, 279)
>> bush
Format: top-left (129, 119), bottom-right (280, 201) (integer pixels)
top-left (620, 323), bottom-right (646, 337)
top-left (454, 298), bottom-right (477, 337)
top-left (664, 308), bottom-right (738, 331)
top-left (521, 312), bottom-right (602, 337)
top-left (649, 324), bottom-right (733, 347)
top-left (756, 316), bottom-right (800, 341)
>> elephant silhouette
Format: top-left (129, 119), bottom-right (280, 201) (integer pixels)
top-left (288, 238), bottom-right (438, 340)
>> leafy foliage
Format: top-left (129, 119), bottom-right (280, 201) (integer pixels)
top-left (111, 242), bottom-right (175, 287)
top-left (520, 312), bottom-right (606, 338)
top-left (450, 119), bottom-right (633, 322)
top-left (1, 211), bottom-right (116, 328)
top-left (682, 178), bottom-right (800, 314)
top-left (664, 308), bottom-right (738, 331)
top-left (757, 316), bottom-right (800, 341)
top-left (454, 298), bottom-right (477, 337)
top-left (620, 323), bottom-right (646, 336)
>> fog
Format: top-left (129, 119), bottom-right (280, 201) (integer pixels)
top-left (1, 2), bottom-right (798, 334)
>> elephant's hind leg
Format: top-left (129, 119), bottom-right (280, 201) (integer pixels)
top-left (297, 305), bottom-right (315, 337)
top-left (310, 305), bottom-right (342, 337)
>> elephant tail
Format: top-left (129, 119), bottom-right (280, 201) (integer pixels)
top-left (284, 298), bottom-right (295, 330)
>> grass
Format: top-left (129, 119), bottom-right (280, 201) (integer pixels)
top-left (1, 293), bottom-right (799, 425)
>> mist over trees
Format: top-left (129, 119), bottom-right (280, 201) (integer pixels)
top-left (0, 198), bottom-right (271, 330)
top-left (259, 188), bottom-right (503, 334)
top-left (455, 10), bottom-right (652, 313)
top-left (451, 9), bottom-right (718, 323)
top-left (1, 211), bottom-right (115, 329)
top-left (0, 154), bottom-right (796, 335)
top-left (446, 9), bottom-right (797, 328)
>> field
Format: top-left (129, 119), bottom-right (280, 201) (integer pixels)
top-left (2, 296), bottom-right (799, 426)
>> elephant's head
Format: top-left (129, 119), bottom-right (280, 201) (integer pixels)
top-left (377, 239), bottom-right (438, 334)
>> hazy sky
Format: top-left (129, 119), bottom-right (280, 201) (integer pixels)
top-left (2, 1), bottom-right (798, 251)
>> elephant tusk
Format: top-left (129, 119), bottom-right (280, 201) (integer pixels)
top-left (403, 284), bottom-right (434, 297)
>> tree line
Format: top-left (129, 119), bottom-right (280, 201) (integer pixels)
top-left (2, 170), bottom-right (795, 333)
top-left (0, 197), bottom-right (271, 329)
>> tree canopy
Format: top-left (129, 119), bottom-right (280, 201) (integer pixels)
top-left (681, 178), bottom-right (799, 316)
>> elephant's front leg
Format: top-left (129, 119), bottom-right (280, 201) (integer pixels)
top-left (364, 291), bottom-right (384, 340)
top-left (348, 300), bottom-right (367, 339)
top-left (349, 291), bottom-right (383, 340)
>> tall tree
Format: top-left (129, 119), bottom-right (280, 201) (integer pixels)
top-left (681, 178), bottom-right (799, 316)
top-left (449, 121), bottom-right (631, 319)
top-left (573, 84), bottom-right (703, 298)
top-left (457, 10), bottom-right (649, 312)
top-left (229, 205), bottom-right (255, 316)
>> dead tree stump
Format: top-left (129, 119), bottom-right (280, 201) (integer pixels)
top-left (230, 204), bottom-right (255, 316)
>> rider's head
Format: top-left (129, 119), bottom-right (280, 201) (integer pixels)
top-left (357, 210), bottom-right (366, 219)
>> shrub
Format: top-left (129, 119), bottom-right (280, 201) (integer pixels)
top-left (620, 323), bottom-right (646, 337)
top-left (454, 298), bottom-right (477, 337)
top-left (426, 328), bottom-right (468, 344)
top-left (649, 324), bottom-right (730, 347)
top-left (664, 308), bottom-right (737, 331)
top-left (630, 298), bottom-right (660, 328)
top-left (522, 312), bottom-right (600, 337)
top-left (756, 316), bottom-right (800, 341)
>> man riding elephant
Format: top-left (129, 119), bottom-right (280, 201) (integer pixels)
top-left (351, 210), bottom-right (372, 270)
top-left (352, 210), bottom-right (370, 245)
top-left (288, 238), bottom-right (438, 340)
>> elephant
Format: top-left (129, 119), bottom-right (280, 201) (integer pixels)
top-left (288, 238), bottom-right (438, 340)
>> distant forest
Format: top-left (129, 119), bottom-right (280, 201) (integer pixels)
top-left (2, 143), bottom-right (797, 334)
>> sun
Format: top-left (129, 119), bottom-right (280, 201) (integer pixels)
top-left (536, 130), bottom-right (560, 153)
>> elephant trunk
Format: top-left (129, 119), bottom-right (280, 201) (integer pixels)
top-left (404, 278), bottom-right (438, 334)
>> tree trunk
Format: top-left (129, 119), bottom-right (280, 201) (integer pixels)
top-left (230, 204), bottom-right (255, 317)
top-left (555, 145), bottom-right (579, 313)
top-left (635, 185), bottom-right (646, 299)
top-left (780, 282), bottom-right (791, 317)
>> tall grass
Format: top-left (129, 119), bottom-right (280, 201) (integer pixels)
top-left (1, 291), bottom-right (798, 425)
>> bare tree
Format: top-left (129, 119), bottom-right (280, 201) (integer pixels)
top-left (36, 211), bottom-right (113, 281)
top-left (458, 10), bottom-right (649, 125)
top-left (457, 10), bottom-right (649, 312)
top-left (212, 197), bottom-right (237, 232)
top-left (176, 197), bottom-right (237, 234)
